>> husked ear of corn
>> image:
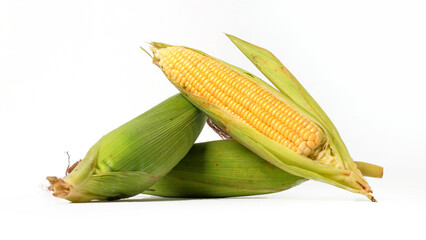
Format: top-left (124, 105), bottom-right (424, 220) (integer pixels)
top-left (149, 36), bottom-right (379, 201)
top-left (47, 94), bottom-right (206, 202)
top-left (144, 140), bottom-right (383, 198)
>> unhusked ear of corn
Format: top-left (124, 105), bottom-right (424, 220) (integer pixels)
top-left (47, 94), bottom-right (206, 202)
top-left (144, 140), bottom-right (383, 198)
top-left (145, 140), bottom-right (306, 197)
top-left (149, 36), bottom-right (378, 201)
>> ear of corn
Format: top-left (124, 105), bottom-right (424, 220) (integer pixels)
top-left (144, 140), bottom-right (382, 198)
top-left (47, 94), bottom-right (206, 202)
top-left (145, 140), bottom-right (307, 197)
top-left (150, 39), bottom-right (376, 201)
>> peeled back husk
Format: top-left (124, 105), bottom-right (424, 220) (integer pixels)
top-left (144, 140), bottom-right (383, 198)
top-left (47, 94), bottom-right (206, 202)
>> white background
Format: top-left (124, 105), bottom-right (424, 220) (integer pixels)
top-left (1, 0), bottom-right (425, 239)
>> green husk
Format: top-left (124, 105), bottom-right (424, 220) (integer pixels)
top-left (47, 94), bottom-right (206, 202)
top-left (150, 36), bottom-right (378, 201)
top-left (144, 140), bottom-right (306, 197)
top-left (144, 140), bottom-right (383, 198)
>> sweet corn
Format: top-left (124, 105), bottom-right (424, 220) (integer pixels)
top-left (150, 35), bottom-right (376, 201)
top-left (145, 140), bottom-right (383, 198)
top-left (47, 94), bottom-right (205, 202)
top-left (153, 46), bottom-right (324, 157)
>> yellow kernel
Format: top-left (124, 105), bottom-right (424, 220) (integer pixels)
top-left (288, 121), bottom-right (295, 130)
top-left (258, 122), bottom-right (267, 133)
top-left (298, 141), bottom-right (307, 151)
top-left (300, 128), bottom-right (307, 138)
top-left (308, 134), bottom-right (316, 141)
top-left (283, 139), bottom-right (290, 146)
top-left (283, 129), bottom-right (291, 138)
top-left (276, 123), bottom-right (285, 133)
top-left (284, 118), bottom-right (291, 126)
top-left (294, 138), bottom-right (303, 147)
top-left (248, 114), bottom-right (257, 125)
top-left (315, 134), bottom-right (322, 145)
top-left (307, 140), bottom-right (316, 149)
top-left (269, 118), bottom-right (278, 129)
top-left (288, 132), bottom-right (295, 141)
top-left (291, 134), bottom-right (299, 143)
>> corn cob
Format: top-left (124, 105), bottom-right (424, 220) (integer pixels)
top-left (145, 140), bottom-right (383, 198)
top-left (149, 35), bottom-right (377, 201)
top-left (47, 94), bottom-right (205, 202)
